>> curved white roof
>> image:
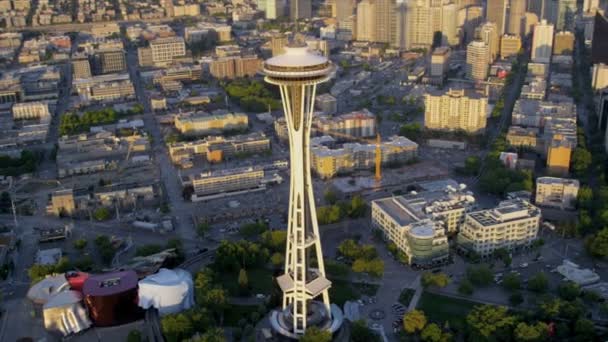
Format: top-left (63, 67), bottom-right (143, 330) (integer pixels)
top-left (265, 46), bottom-right (328, 68)
top-left (138, 268), bottom-right (194, 316)
top-left (27, 274), bottom-right (69, 305)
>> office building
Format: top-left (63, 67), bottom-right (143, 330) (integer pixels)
top-left (463, 5), bottom-right (484, 44)
top-left (430, 47), bottom-right (451, 78)
top-left (556, 0), bottom-right (577, 31)
top-left (547, 134), bottom-right (573, 175)
top-left (290, 0), bottom-right (311, 20)
top-left (92, 49), bottom-right (126, 75)
top-left (508, 0), bottom-right (527, 36)
top-left (174, 112), bottom-right (248, 136)
top-left (553, 31), bottom-right (574, 55)
top-left (139, 37), bottom-right (186, 67)
top-left (424, 88), bottom-right (488, 133)
top-left (187, 166), bottom-right (265, 197)
top-left (316, 94), bottom-right (338, 114)
top-left (457, 199), bottom-right (541, 257)
top-left (12, 101), bottom-right (50, 121)
top-left (466, 40), bottom-right (490, 81)
top-left (72, 54), bottom-right (92, 79)
top-left (500, 34), bottom-right (522, 59)
top-left (356, 0), bottom-right (375, 42)
top-left (73, 74), bottom-right (135, 102)
top-left (311, 135), bottom-right (418, 179)
top-left (523, 11), bottom-right (539, 35)
top-left (375, 0), bottom-right (396, 45)
top-left (477, 22), bottom-right (499, 61)
top-left (486, 0), bottom-right (507, 34)
top-left (271, 36), bottom-right (288, 57)
top-left (532, 20), bottom-right (554, 63)
top-left (184, 23), bottom-right (232, 44)
top-left (265, 0), bottom-right (284, 19)
top-left (583, 0), bottom-right (600, 13)
top-left (535, 177), bottom-right (579, 210)
top-left (442, 3), bottom-right (459, 46)
top-left (209, 55), bottom-right (261, 79)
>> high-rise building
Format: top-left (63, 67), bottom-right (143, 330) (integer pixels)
top-left (477, 22), bottom-right (499, 61)
top-left (592, 12), bottom-right (608, 64)
top-left (463, 5), bottom-right (484, 44)
top-left (375, 0), bottom-right (396, 44)
top-left (290, 0), bottom-right (311, 20)
top-left (262, 45), bottom-right (343, 337)
top-left (466, 40), bottom-right (490, 80)
top-left (442, 3), bottom-right (459, 46)
top-left (553, 31), bottom-right (574, 55)
top-left (424, 88), bottom-right (488, 133)
top-left (508, 0), bottom-right (527, 36)
top-left (271, 36), bottom-right (288, 56)
top-left (141, 37), bottom-right (187, 67)
top-left (523, 11), bottom-right (540, 35)
top-left (535, 177), bottom-right (579, 210)
top-left (266, 0), bottom-right (284, 19)
top-left (457, 199), bottom-right (541, 257)
top-left (556, 0), bottom-right (577, 31)
top-left (531, 19), bottom-right (554, 63)
top-left (92, 49), bottom-right (126, 75)
top-left (486, 0), bottom-right (508, 35)
top-left (592, 63), bottom-right (608, 90)
top-left (430, 47), bottom-right (451, 78)
top-left (583, 0), bottom-right (600, 13)
top-left (500, 34), bottom-right (522, 59)
top-left (405, 0), bottom-right (433, 49)
top-left (356, 0), bottom-right (376, 42)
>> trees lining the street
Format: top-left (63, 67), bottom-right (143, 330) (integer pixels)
top-left (421, 272), bottom-right (450, 289)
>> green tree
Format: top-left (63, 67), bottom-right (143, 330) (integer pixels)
top-left (527, 272), bottom-right (549, 293)
top-left (161, 313), bottom-right (193, 342)
top-left (421, 272), bottom-right (450, 288)
top-left (502, 273), bottom-right (521, 292)
top-left (238, 268), bottom-right (249, 290)
top-left (513, 322), bottom-right (548, 342)
top-left (587, 228), bottom-right (608, 257)
top-left (193, 327), bottom-right (226, 342)
top-left (577, 186), bottom-right (593, 209)
top-left (351, 320), bottom-right (381, 342)
top-left (466, 264), bottom-right (493, 287)
top-left (493, 248), bottom-right (512, 267)
top-left (135, 244), bottom-right (163, 257)
top-left (466, 305), bottom-right (517, 341)
top-left (324, 190), bottom-right (337, 205)
top-left (127, 330), bottom-right (143, 342)
top-left (300, 326), bottom-right (331, 342)
top-left (73, 238), bottom-right (87, 251)
top-left (557, 281), bottom-right (580, 301)
top-left (261, 230), bottom-right (287, 252)
top-left (574, 318), bottom-right (595, 341)
top-left (571, 147), bottom-right (592, 176)
top-left (196, 222), bottom-right (210, 239)
top-left (93, 207), bottom-right (111, 221)
top-left (509, 292), bottom-right (524, 306)
top-left (399, 123), bottom-right (422, 141)
top-left (420, 322), bottom-right (443, 342)
top-left (458, 279), bottom-right (474, 295)
top-left (201, 288), bottom-right (228, 323)
top-left (403, 309), bottom-right (427, 334)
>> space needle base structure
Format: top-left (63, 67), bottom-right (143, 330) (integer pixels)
top-left (263, 45), bottom-right (344, 339)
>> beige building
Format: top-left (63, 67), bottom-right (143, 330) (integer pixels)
top-left (209, 55), bottom-right (261, 79)
top-left (72, 54), bottom-right (92, 79)
top-left (73, 74), bottom-right (136, 102)
top-left (314, 109), bottom-right (376, 138)
top-left (48, 189), bottom-right (76, 216)
top-left (554, 31), bottom-right (575, 55)
top-left (592, 63), bottom-right (608, 90)
top-left (466, 40), bottom-right (490, 81)
top-left (174, 112), bottom-right (249, 136)
top-left (476, 22), bottom-right (499, 61)
top-left (374, 0), bottom-right (396, 45)
top-left (139, 37), bottom-right (186, 67)
top-left (187, 166), bottom-right (264, 198)
top-left (430, 47), bottom-right (451, 78)
top-left (535, 177), bottom-right (579, 210)
top-left (532, 20), bottom-right (554, 63)
top-left (12, 101), bottom-right (51, 121)
top-left (457, 199), bottom-right (541, 257)
top-left (271, 36), bottom-right (288, 57)
top-left (173, 3), bottom-right (200, 16)
top-left (507, 126), bottom-right (539, 149)
top-left (424, 88), bottom-right (488, 133)
top-left (356, 0), bottom-right (375, 42)
top-left (500, 34), bottom-right (522, 59)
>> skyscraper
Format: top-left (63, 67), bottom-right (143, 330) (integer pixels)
top-left (263, 45), bottom-right (343, 337)
top-left (592, 12), bottom-right (608, 64)
top-left (375, 0), bottom-right (397, 44)
top-left (406, 0), bottom-right (433, 49)
top-left (556, 0), bottom-right (577, 31)
top-left (290, 0), bottom-right (311, 20)
top-left (442, 3), bottom-right (459, 45)
top-left (487, 0), bottom-right (508, 35)
top-left (463, 5), bottom-right (484, 44)
top-left (466, 40), bottom-right (490, 80)
top-left (477, 22), bottom-right (499, 61)
top-left (532, 19), bottom-right (554, 63)
top-left (356, 0), bottom-right (376, 41)
top-left (508, 0), bottom-right (527, 36)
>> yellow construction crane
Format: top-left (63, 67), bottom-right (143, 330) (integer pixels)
top-left (315, 128), bottom-right (382, 185)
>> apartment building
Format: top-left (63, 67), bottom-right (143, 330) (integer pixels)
top-left (535, 177), bottom-right (579, 210)
top-left (139, 37), bottom-right (186, 67)
top-left (314, 109), bottom-right (376, 138)
top-left (466, 40), bottom-right (490, 81)
top-left (92, 49), bottom-right (126, 74)
top-left (168, 132), bottom-right (270, 167)
top-left (424, 88), bottom-right (488, 134)
top-left (73, 74), bottom-right (135, 102)
top-left (174, 111), bottom-right (249, 136)
top-left (430, 47), bottom-right (451, 79)
top-left (311, 136), bottom-right (418, 179)
top-left (554, 31), bottom-right (575, 55)
top-left (186, 167), bottom-right (265, 198)
top-left (457, 199), bottom-right (541, 257)
top-left (209, 55), bottom-right (261, 79)
top-left (12, 101), bottom-right (51, 121)
top-left (316, 94), bottom-right (338, 114)
top-left (547, 135), bottom-right (573, 176)
top-left (500, 35), bottom-right (522, 59)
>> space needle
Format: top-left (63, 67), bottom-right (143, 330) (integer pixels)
top-left (263, 43), bottom-right (344, 338)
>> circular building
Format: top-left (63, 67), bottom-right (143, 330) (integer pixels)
top-left (138, 268), bottom-right (194, 316)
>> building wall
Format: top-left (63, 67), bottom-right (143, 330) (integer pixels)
top-left (532, 20), bottom-right (554, 63)
top-left (547, 144), bottom-right (571, 175)
top-left (466, 40), bottom-right (490, 81)
top-left (424, 89), bottom-right (488, 133)
top-left (554, 31), bottom-right (574, 55)
top-left (12, 101), bottom-right (50, 120)
top-left (500, 35), bottom-right (522, 59)
top-left (535, 177), bottom-right (579, 210)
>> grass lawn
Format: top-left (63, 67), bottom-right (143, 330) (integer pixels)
top-left (416, 292), bottom-right (480, 329)
top-left (217, 267), bottom-right (275, 296)
top-left (223, 305), bottom-right (260, 326)
top-left (329, 278), bottom-right (380, 306)
top-left (399, 288), bottom-right (416, 307)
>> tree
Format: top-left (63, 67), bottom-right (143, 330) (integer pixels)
top-left (351, 320), bottom-right (381, 342)
top-left (161, 313), bottom-right (193, 342)
top-left (571, 147), bottom-right (592, 176)
top-left (587, 228), bottom-right (608, 257)
top-left (192, 328), bottom-right (226, 342)
top-left (509, 292), bottom-right (524, 306)
top-left (403, 309), bottom-right (427, 334)
top-left (458, 279), bottom-right (474, 295)
top-left (127, 330), bottom-right (143, 342)
top-left (577, 186), bottom-right (593, 209)
top-left (136, 244), bottom-right (163, 257)
top-left (493, 248), bottom-right (512, 267)
top-left (557, 281), bottom-right (580, 301)
top-left (527, 272), bottom-right (549, 293)
top-left (73, 239), bottom-right (87, 251)
top-left (421, 272), bottom-right (450, 288)
top-left (300, 326), bottom-right (331, 342)
top-left (270, 252), bottom-right (284, 268)
top-left (513, 322), bottom-right (548, 342)
top-left (466, 305), bottom-right (517, 341)
top-left (196, 222), bottom-right (210, 239)
top-left (502, 273), bottom-right (521, 292)
top-left (574, 318), bottom-right (595, 341)
top-left (466, 264), bottom-right (493, 287)
top-left (399, 123), bottom-right (422, 141)
top-left (93, 207), bottom-right (111, 221)
top-left (238, 268), bottom-right (249, 290)
top-left (324, 190), bottom-right (337, 205)
top-left (201, 288), bottom-right (228, 324)
top-left (420, 322), bottom-right (443, 342)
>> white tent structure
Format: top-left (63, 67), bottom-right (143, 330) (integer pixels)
top-left (43, 290), bottom-right (92, 336)
top-left (138, 268), bottom-right (194, 315)
top-left (27, 274), bottom-right (69, 305)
